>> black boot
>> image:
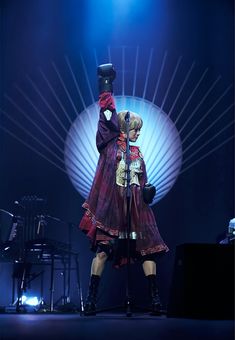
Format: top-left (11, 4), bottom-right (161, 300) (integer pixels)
top-left (84, 275), bottom-right (100, 316)
top-left (147, 274), bottom-right (162, 315)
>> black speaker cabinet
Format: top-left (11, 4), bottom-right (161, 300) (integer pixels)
top-left (167, 243), bottom-right (234, 319)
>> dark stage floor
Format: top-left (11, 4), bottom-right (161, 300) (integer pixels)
top-left (0, 312), bottom-right (233, 340)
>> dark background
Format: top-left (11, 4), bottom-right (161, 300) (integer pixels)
top-left (0, 0), bottom-right (234, 310)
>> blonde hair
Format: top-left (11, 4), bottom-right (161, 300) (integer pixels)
top-left (118, 110), bottom-right (143, 133)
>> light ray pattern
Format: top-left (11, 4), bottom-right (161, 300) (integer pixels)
top-left (0, 46), bottom-right (233, 206)
top-left (64, 96), bottom-right (182, 204)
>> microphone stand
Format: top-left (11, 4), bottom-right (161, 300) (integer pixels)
top-left (124, 111), bottom-right (132, 317)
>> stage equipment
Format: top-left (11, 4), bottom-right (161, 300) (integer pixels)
top-left (0, 209), bottom-right (24, 262)
top-left (167, 243), bottom-right (234, 320)
top-left (23, 235), bottom-right (82, 313)
top-left (219, 218), bottom-right (235, 244)
top-left (18, 295), bottom-right (42, 313)
top-left (0, 197), bottom-right (83, 314)
top-left (228, 218), bottom-right (235, 234)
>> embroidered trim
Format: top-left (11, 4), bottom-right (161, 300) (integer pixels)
top-left (140, 244), bottom-right (169, 256)
top-left (82, 203), bottom-right (119, 237)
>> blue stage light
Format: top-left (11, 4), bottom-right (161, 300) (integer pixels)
top-left (21, 295), bottom-right (41, 307)
top-left (64, 96), bottom-right (182, 205)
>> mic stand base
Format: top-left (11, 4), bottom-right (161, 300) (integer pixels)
top-left (125, 298), bottom-right (132, 317)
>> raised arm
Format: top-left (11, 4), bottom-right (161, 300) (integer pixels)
top-left (96, 64), bottom-right (120, 152)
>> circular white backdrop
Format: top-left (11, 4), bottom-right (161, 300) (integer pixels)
top-left (64, 96), bottom-right (182, 205)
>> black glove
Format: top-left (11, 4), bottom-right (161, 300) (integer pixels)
top-left (97, 63), bottom-right (116, 94)
top-left (143, 183), bottom-right (156, 204)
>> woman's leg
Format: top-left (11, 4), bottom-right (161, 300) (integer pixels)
top-left (91, 251), bottom-right (108, 276)
top-left (142, 260), bottom-right (156, 276)
top-left (84, 251), bottom-right (108, 316)
top-left (142, 259), bottom-right (162, 315)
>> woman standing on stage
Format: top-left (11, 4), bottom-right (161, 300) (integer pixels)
top-left (79, 63), bottom-right (168, 315)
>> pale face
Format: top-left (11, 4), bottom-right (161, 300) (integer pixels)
top-left (128, 128), bottom-right (141, 142)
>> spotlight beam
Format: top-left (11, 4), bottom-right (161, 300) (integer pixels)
top-left (143, 52), bottom-right (177, 169)
top-left (14, 84), bottom-right (65, 144)
top-left (147, 61), bottom-right (195, 178)
top-left (149, 109), bottom-right (234, 183)
top-left (65, 56), bottom-right (97, 140)
top-left (80, 53), bottom-right (95, 103)
top-left (52, 61), bottom-right (78, 117)
top-left (61, 133), bottom-right (94, 189)
top-left (0, 109), bottom-right (93, 188)
top-left (156, 167), bottom-right (181, 193)
top-left (147, 56), bottom-right (183, 176)
top-left (142, 51), bottom-right (169, 169)
top-left (180, 135), bottom-right (234, 175)
top-left (153, 153), bottom-right (182, 187)
top-left (93, 48), bottom-right (99, 67)
top-left (66, 125), bottom-right (95, 174)
top-left (182, 85), bottom-right (233, 145)
top-left (182, 120), bottom-right (234, 166)
top-left (3, 93), bottom-right (97, 181)
top-left (183, 103), bottom-right (234, 155)
top-left (66, 161), bottom-right (93, 190)
top-left (147, 115), bottom-right (180, 179)
top-left (143, 48), bottom-right (154, 99)
top-left (152, 51), bottom-right (167, 104)
top-left (141, 105), bottom-right (155, 145)
top-left (150, 91), bottom-right (233, 181)
top-left (0, 125), bottom-right (66, 174)
top-left (4, 95), bottom-right (66, 156)
top-left (65, 56), bottom-right (87, 111)
top-left (68, 116), bottom-right (96, 173)
top-left (65, 160), bottom-right (92, 190)
top-left (146, 115), bottom-right (172, 179)
top-left (68, 170), bottom-right (91, 194)
top-left (66, 143), bottom-right (93, 183)
top-left (1, 109), bottom-right (92, 192)
top-left (179, 76), bottom-right (221, 134)
top-left (155, 170), bottom-right (182, 198)
top-left (64, 149), bottom-right (92, 189)
top-left (132, 46), bottom-right (139, 97)
top-left (140, 107), bottom-right (156, 157)
top-left (26, 75), bottom-right (69, 135)
top-left (78, 54), bottom-right (97, 137)
top-left (149, 69), bottom-right (215, 183)
top-left (160, 56), bottom-right (182, 111)
top-left (156, 184), bottom-right (174, 201)
top-left (168, 61), bottom-right (195, 117)
top-left (149, 113), bottom-right (234, 183)
top-left (122, 46), bottom-right (125, 96)
top-left (107, 46), bottom-right (112, 63)
top-left (0, 108), bottom-right (65, 165)
top-left (39, 68), bottom-right (73, 125)
top-left (174, 68), bottom-right (208, 125)
top-left (141, 113), bottom-right (161, 169)
top-left (76, 115), bottom-right (98, 168)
